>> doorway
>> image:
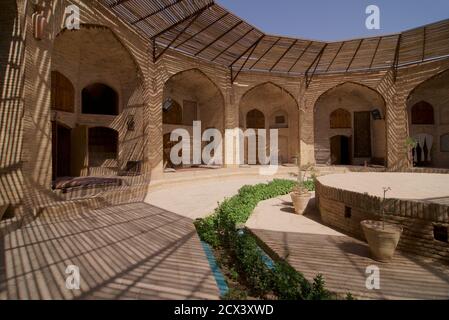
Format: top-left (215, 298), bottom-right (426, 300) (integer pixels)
top-left (354, 111), bottom-right (372, 158)
top-left (52, 122), bottom-right (72, 179)
top-left (330, 135), bottom-right (351, 165)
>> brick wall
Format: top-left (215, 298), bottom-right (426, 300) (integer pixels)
top-left (316, 180), bottom-right (449, 263)
top-left (1, 0), bottom-right (449, 224)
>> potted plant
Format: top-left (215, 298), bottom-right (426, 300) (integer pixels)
top-left (290, 161), bottom-right (313, 215)
top-left (405, 137), bottom-right (417, 168)
top-left (361, 187), bottom-right (403, 262)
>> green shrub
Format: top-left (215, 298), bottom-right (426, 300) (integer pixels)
top-left (222, 288), bottom-right (247, 300)
top-left (195, 215), bottom-right (220, 247)
top-left (194, 179), bottom-right (335, 300)
top-left (272, 261), bottom-right (311, 300)
top-left (302, 178), bottom-right (315, 192)
top-left (307, 274), bottom-right (333, 300)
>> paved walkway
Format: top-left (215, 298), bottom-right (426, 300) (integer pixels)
top-left (145, 175), bottom-right (293, 219)
top-left (247, 195), bottom-right (449, 300)
top-left (0, 203), bottom-right (219, 299)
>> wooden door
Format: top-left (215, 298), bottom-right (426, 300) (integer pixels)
top-left (52, 122), bottom-right (71, 179)
top-left (354, 112), bottom-right (372, 158)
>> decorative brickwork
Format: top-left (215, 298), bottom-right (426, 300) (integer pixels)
top-left (1, 0), bottom-right (449, 227)
top-left (316, 180), bottom-right (449, 263)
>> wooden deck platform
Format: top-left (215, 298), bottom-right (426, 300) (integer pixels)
top-left (248, 196), bottom-right (449, 300)
top-left (0, 203), bottom-right (219, 300)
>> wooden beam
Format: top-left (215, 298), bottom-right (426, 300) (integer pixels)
top-left (231, 37), bottom-right (261, 83)
top-left (269, 39), bottom-right (297, 72)
top-left (154, 11), bottom-right (202, 61)
top-left (229, 34), bottom-right (264, 67)
top-left (422, 27), bottom-right (427, 62)
top-left (195, 21), bottom-right (243, 56)
top-left (111, 0), bottom-right (132, 8)
top-left (305, 44), bottom-right (327, 88)
top-left (131, 0), bottom-right (184, 25)
top-left (369, 37), bottom-right (382, 69)
top-left (175, 12), bottom-right (229, 49)
top-left (346, 39), bottom-right (363, 72)
top-left (150, 3), bottom-right (213, 40)
top-left (325, 42), bottom-right (344, 72)
top-left (152, 38), bottom-right (157, 63)
top-left (288, 41), bottom-right (312, 73)
top-left (211, 27), bottom-right (255, 62)
top-left (248, 37), bottom-right (280, 70)
top-left (392, 34), bottom-right (402, 82)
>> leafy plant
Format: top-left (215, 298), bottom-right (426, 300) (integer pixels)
top-left (405, 137), bottom-right (417, 167)
top-left (194, 179), bottom-right (336, 300)
top-left (222, 288), bottom-right (247, 300)
top-left (290, 156), bottom-right (315, 194)
top-left (345, 292), bottom-right (356, 300)
top-left (380, 187), bottom-right (391, 229)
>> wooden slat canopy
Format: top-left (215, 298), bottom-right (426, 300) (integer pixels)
top-left (102, 0), bottom-right (449, 79)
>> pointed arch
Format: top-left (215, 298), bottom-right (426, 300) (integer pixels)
top-left (246, 109), bottom-right (265, 129)
top-left (82, 83), bottom-right (119, 115)
top-left (314, 81), bottom-right (386, 166)
top-left (315, 81), bottom-right (386, 113)
top-left (240, 81), bottom-right (299, 110)
top-left (330, 108), bottom-right (351, 128)
top-left (411, 101), bottom-right (435, 125)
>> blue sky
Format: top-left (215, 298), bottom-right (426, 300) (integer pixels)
top-left (217, 0), bottom-right (449, 41)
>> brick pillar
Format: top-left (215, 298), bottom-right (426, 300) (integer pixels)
top-left (0, 0), bottom-right (25, 213)
top-left (144, 50), bottom-right (164, 180)
top-left (299, 79), bottom-right (315, 166)
top-left (377, 70), bottom-right (408, 170)
top-left (224, 78), bottom-right (240, 168)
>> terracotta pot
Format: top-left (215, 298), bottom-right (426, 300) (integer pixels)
top-left (290, 192), bottom-right (311, 215)
top-left (361, 220), bottom-right (403, 262)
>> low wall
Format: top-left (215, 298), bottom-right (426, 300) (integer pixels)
top-left (315, 180), bottom-right (449, 263)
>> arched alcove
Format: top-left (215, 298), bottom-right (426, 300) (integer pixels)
top-left (52, 25), bottom-right (145, 177)
top-left (82, 83), bottom-right (119, 115)
top-left (314, 82), bottom-right (386, 166)
top-left (162, 69), bottom-right (225, 168)
top-left (407, 69), bottom-right (449, 168)
top-left (330, 108), bottom-right (351, 129)
top-left (239, 82), bottom-right (299, 164)
top-left (246, 109), bottom-right (265, 129)
top-left (51, 71), bottom-right (75, 113)
top-left (162, 99), bottom-right (182, 125)
top-left (411, 101), bottom-right (435, 125)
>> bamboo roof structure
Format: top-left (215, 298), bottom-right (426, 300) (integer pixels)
top-left (103, 0), bottom-right (449, 81)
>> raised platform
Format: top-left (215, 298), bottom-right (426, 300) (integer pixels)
top-left (247, 195), bottom-right (449, 299)
top-left (316, 172), bottom-right (449, 263)
top-left (318, 172), bottom-right (449, 204)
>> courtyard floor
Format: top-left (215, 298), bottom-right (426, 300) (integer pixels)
top-left (2, 172), bottom-right (448, 300)
top-left (247, 194), bottom-right (449, 299)
top-left (0, 202), bottom-right (219, 299)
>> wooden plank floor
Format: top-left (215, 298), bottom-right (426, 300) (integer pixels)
top-left (249, 196), bottom-right (449, 300)
top-left (0, 203), bottom-right (219, 300)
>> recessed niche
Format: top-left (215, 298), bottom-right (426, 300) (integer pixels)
top-left (344, 206), bottom-right (352, 219)
top-left (433, 225), bottom-right (448, 243)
